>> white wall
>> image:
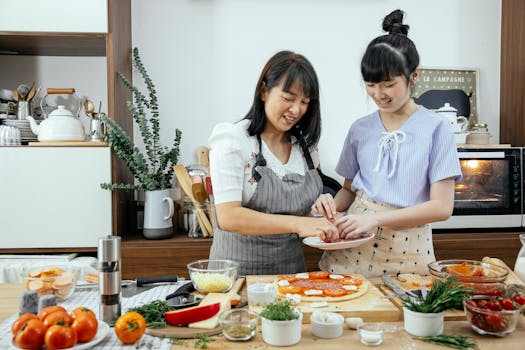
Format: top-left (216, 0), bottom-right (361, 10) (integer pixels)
top-left (131, 0), bottom-right (501, 180)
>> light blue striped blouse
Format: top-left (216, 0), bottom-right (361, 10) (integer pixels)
top-left (335, 106), bottom-right (462, 208)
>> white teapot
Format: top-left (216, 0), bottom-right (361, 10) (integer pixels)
top-left (435, 103), bottom-right (468, 133)
top-left (27, 105), bottom-right (85, 142)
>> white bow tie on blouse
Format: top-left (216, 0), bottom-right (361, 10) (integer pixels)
top-left (373, 130), bottom-right (407, 178)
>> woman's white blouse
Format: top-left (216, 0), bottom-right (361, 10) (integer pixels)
top-left (336, 106), bottom-right (462, 208)
top-left (208, 119), bottom-right (320, 205)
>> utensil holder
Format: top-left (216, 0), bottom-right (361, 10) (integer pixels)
top-left (16, 101), bottom-right (32, 120)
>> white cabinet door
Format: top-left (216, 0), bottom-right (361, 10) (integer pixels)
top-left (0, 147), bottom-right (112, 248)
top-left (0, 0), bottom-right (108, 33)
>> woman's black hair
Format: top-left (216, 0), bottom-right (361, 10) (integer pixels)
top-left (243, 50), bottom-right (321, 149)
top-left (361, 9), bottom-right (419, 84)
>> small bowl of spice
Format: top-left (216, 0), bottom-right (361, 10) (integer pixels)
top-left (219, 309), bottom-right (259, 341)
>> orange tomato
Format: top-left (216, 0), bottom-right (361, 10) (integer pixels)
top-left (38, 305), bottom-right (66, 321)
top-left (308, 271), bottom-right (330, 279)
top-left (324, 287), bottom-right (348, 297)
top-left (71, 313), bottom-right (98, 343)
top-left (42, 310), bottom-right (73, 328)
top-left (70, 306), bottom-right (96, 321)
top-left (114, 311), bottom-right (146, 344)
top-left (14, 319), bottom-right (46, 350)
top-left (11, 313), bottom-right (38, 335)
top-left (44, 324), bottom-right (77, 350)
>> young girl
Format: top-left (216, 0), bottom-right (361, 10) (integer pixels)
top-left (208, 51), bottom-right (338, 276)
top-left (313, 10), bottom-right (462, 277)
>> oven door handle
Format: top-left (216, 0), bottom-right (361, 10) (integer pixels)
top-left (458, 151), bottom-right (505, 159)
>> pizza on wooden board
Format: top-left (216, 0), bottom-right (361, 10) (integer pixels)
top-left (275, 271), bottom-right (368, 302)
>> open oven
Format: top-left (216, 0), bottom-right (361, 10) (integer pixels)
top-left (432, 147), bottom-right (522, 229)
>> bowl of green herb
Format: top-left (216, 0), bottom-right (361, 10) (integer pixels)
top-left (260, 299), bottom-right (303, 346)
top-left (403, 277), bottom-right (473, 337)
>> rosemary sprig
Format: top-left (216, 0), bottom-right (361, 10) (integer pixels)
top-left (128, 300), bottom-right (176, 328)
top-left (403, 277), bottom-right (473, 313)
top-left (422, 334), bottom-right (479, 350)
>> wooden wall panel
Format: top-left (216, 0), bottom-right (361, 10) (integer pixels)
top-left (500, 0), bottom-right (525, 145)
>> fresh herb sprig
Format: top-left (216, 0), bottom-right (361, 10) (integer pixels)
top-left (194, 334), bottom-right (212, 349)
top-left (422, 334), bottom-right (479, 350)
top-left (403, 277), bottom-right (473, 313)
top-left (259, 300), bottom-right (299, 321)
top-left (128, 300), bottom-right (176, 328)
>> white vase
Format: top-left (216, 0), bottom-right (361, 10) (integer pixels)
top-left (403, 307), bottom-right (444, 337)
top-left (261, 310), bottom-right (303, 346)
top-left (143, 189), bottom-right (174, 239)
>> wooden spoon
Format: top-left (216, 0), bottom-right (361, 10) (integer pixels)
top-left (31, 85), bottom-right (42, 102)
top-left (192, 182), bottom-right (208, 203)
top-left (12, 90), bottom-right (19, 102)
top-left (83, 99), bottom-right (95, 118)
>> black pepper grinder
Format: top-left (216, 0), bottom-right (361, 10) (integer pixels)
top-left (98, 235), bottom-right (122, 325)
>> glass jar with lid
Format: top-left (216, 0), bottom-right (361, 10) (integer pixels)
top-left (183, 198), bottom-right (210, 238)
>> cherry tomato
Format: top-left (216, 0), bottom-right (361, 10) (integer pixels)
top-left (114, 311), bottom-right (146, 344)
top-left (70, 306), bottom-right (97, 321)
top-left (71, 313), bottom-right (98, 343)
top-left (514, 294), bottom-right (525, 305)
top-left (44, 324), bottom-right (78, 350)
top-left (476, 299), bottom-right (488, 308)
top-left (489, 289), bottom-right (504, 297)
top-left (42, 310), bottom-right (73, 328)
top-left (465, 299), bottom-right (477, 309)
top-left (486, 300), bottom-right (501, 311)
top-left (11, 313), bottom-right (38, 335)
top-left (485, 314), bottom-right (508, 332)
top-left (38, 305), bottom-right (67, 321)
top-left (14, 319), bottom-right (46, 350)
top-left (501, 298), bottom-right (515, 310)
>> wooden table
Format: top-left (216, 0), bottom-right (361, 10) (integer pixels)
top-left (1, 283), bottom-right (524, 349)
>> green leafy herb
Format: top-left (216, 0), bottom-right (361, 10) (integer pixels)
top-left (403, 277), bottom-right (473, 313)
top-left (259, 300), bottom-right (299, 321)
top-left (194, 334), bottom-right (212, 349)
top-left (128, 300), bottom-right (176, 328)
top-left (422, 334), bottom-right (479, 350)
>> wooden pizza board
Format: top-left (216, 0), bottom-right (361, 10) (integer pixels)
top-left (246, 274), bottom-right (401, 323)
top-left (146, 277), bottom-right (245, 339)
top-left (379, 257), bottom-right (525, 321)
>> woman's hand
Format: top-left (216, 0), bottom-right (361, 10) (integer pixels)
top-left (334, 213), bottom-right (379, 240)
top-left (295, 216), bottom-right (339, 242)
top-left (311, 193), bottom-right (337, 219)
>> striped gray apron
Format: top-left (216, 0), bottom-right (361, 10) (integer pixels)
top-left (210, 134), bottom-right (323, 275)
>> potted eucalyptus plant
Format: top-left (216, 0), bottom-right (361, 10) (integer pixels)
top-left (259, 299), bottom-right (303, 346)
top-left (100, 47), bottom-right (182, 239)
top-left (403, 277), bottom-right (472, 337)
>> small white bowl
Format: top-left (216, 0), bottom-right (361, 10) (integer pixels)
top-left (310, 311), bottom-right (344, 339)
top-left (247, 283), bottom-right (277, 306)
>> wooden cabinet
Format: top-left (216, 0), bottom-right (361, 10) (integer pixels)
top-left (0, 0), bottom-right (133, 238)
top-left (120, 231), bottom-right (523, 279)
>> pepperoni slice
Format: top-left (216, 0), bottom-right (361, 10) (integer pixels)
top-left (323, 287), bottom-right (348, 297)
top-left (308, 271), bottom-right (330, 279)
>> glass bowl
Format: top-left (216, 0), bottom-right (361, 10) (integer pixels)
top-left (219, 309), bottom-right (258, 341)
top-left (187, 259), bottom-right (239, 294)
top-left (22, 265), bottom-right (77, 300)
top-left (463, 295), bottom-right (521, 337)
top-left (428, 259), bottom-right (509, 284)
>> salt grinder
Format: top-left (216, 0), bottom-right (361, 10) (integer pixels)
top-left (98, 235), bottom-right (122, 325)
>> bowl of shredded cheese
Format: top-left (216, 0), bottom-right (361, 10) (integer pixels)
top-left (187, 259), bottom-right (239, 293)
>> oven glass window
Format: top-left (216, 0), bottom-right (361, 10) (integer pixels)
top-left (455, 159), bottom-right (509, 208)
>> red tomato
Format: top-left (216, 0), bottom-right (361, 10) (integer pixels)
top-left (485, 314), bottom-right (508, 332)
top-left (70, 306), bottom-right (96, 321)
top-left (71, 313), bottom-right (98, 343)
top-left (476, 299), bottom-right (488, 308)
top-left (514, 294), bottom-right (525, 305)
top-left (464, 299), bottom-right (477, 309)
top-left (489, 289), bottom-right (504, 297)
top-left (11, 313), bottom-right (38, 335)
top-left (501, 298), bottom-right (515, 310)
top-left (14, 319), bottom-right (46, 350)
top-left (44, 324), bottom-right (78, 350)
top-left (42, 310), bottom-right (73, 328)
top-left (38, 305), bottom-right (67, 321)
top-left (486, 300), bottom-right (501, 311)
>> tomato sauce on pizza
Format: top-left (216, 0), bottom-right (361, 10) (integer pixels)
top-left (275, 271), bottom-right (368, 302)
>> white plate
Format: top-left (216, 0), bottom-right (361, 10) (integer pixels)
top-left (303, 234), bottom-right (374, 250)
top-left (11, 321), bottom-right (109, 350)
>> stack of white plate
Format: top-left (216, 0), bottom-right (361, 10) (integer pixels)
top-left (2, 119), bottom-right (39, 143)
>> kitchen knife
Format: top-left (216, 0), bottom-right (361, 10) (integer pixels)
top-left (122, 275), bottom-right (180, 297)
top-left (381, 275), bottom-right (420, 301)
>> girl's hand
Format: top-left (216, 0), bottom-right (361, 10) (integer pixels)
top-left (334, 213), bottom-right (378, 240)
top-left (295, 216), bottom-right (339, 243)
top-left (311, 193), bottom-right (337, 220)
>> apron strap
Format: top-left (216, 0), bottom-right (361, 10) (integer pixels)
top-left (251, 134), bottom-right (267, 182)
top-left (295, 132), bottom-right (316, 170)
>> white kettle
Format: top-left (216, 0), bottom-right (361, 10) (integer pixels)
top-left (435, 103), bottom-right (468, 133)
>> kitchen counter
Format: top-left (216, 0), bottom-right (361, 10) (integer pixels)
top-left (0, 281), bottom-right (524, 349)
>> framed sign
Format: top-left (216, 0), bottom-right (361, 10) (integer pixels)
top-left (413, 67), bottom-right (479, 127)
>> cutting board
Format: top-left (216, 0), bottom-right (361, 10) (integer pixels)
top-left (146, 277), bottom-right (245, 339)
top-left (28, 141), bottom-right (108, 146)
top-left (246, 274), bottom-right (400, 323)
top-left (380, 257), bottom-right (525, 321)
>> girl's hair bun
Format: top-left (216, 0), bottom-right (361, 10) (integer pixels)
top-left (382, 9), bottom-right (409, 35)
